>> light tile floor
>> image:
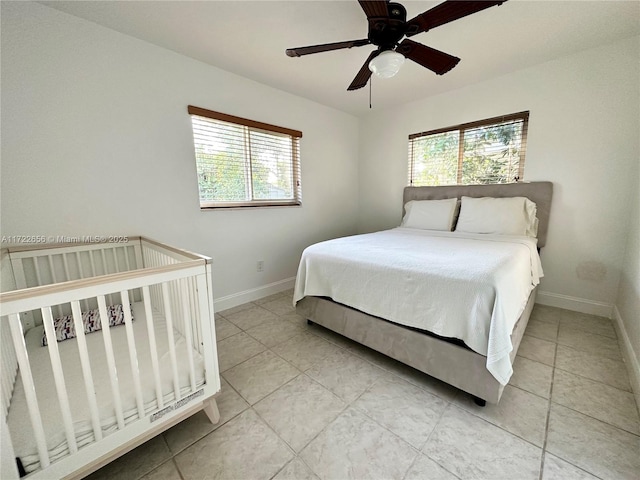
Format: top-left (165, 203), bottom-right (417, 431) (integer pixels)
top-left (88, 292), bottom-right (640, 480)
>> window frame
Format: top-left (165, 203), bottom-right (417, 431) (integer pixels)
top-left (188, 105), bottom-right (303, 209)
top-left (408, 111), bottom-right (530, 187)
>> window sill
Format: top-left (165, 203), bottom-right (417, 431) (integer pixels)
top-left (200, 201), bottom-right (302, 210)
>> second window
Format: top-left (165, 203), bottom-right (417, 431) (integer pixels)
top-left (408, 111), bottom-right (529, 187)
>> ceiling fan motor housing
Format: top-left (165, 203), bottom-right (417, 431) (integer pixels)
top-left (368, 2), bottom-right (407, 50)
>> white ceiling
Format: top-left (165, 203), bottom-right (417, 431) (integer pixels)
top-left (40, 0), bottom-right (640, 116)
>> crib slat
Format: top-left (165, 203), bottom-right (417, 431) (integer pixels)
top-left (70, 301), bottom-right (103, 442)
top-left (89, 252), bottom-right (100, 308)
top-left (47, 255), bottom-right (57, 284)
top-left (133, 243), bottom-right (143, 269)
top-left (46, 256), bottom-right (64, 318)
top-left (142, 286), bottom-right (164, 409)
top-left (172, 281), bottom-right (181, 334)
top-left (147, 250), bottom-right (158, 310)
top-left (161, 282), bottom-right (181, 400)
top-left (97, 295), bottom-right (125, 430)
top-left (62, 253), bottom-right (71, 281)
top-left (33, 256), bottom-right (43, 285)
top-left (8, 313), bottom-right (50, 469)
top-left (41, 307), bottom-right (78, 454)
top-left (180, 280), bottom-right (197, 391)
top-left (1, 321), bottom-right (18, 418)
top-left (190, 277), bottom-right (202, 352)
top-left (89, 251), bottom-right (97, 278)
top-left (100, 250), bottom-right (115, 306)
top-left (74, 251), bottom-right (82, 277)
top-left (113, 248), bottom-right (120, 272)
top-left (123, 246), bottom-right (131, 271)
top-left (47, 256), bottom-right (57, 313)
top-left (9, 257), bottom-right (28, 289)
top-left (1, 341), bottom-right (9, 415)
top-left (121, 290), bottom-right (145, 419)
top-left (185, 277), bottom-right (194, 348)
top-left (74, 252), bottom-right (90, 311)
top-left (196, 273), bottom-right (218, 387)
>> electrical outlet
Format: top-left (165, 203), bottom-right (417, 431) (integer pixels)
top-left (257, 260), bottom-right (264, 272)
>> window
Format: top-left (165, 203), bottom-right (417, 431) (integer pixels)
top-left (408, 111), bottom-right (529, 186)
top-left (188, 105), bottom-right (302, 208)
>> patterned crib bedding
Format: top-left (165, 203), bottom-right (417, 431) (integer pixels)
top-left (7, 301), bottom-right (205, 474)
top-left (41, 303), bottom-right (130, 346)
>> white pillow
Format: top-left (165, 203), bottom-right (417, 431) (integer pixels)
top-left (401, 198), bottom-right (458, 231)
top-left (455, 196), bottom-right (538, 237)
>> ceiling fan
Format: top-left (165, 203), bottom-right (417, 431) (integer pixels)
top-left (286, 0), bottom-right (506, 91)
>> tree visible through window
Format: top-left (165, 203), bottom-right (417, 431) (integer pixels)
top-left (408, 111), bottom-right (529, 186)
top-left (188, 106), bottom-right (302, 208)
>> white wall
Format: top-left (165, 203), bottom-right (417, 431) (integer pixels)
top-left (358, 36), bottom-right (640, 317)
top-left (0, 1), bottom-right (360, 306)
top-left (615, 138), bottom-right (640, 408)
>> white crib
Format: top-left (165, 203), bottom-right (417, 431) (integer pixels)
top-left (0, 237), bottom-right (220, 479)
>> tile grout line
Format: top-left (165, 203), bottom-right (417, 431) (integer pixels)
top-left (278, 352), bottom-right (423, 479)
top-left (245, 336), bottom-right (352, 462)
top-left (548, 401), bottom-right (640, 439)
top-left (550, 321), bottom-right (640, 438)
top-left (450, 383), bottom-right (549, 450)
top-left (420, 403), bottom-right (463, 480)
top-left (172, 457), bottom-right (186, 480)
top-left (249, 360), bottom-right (351, 478)
top-left (553, 345), bottom-right (634, 393)
top-left (538, 338), bottom-right (559, 480)
top-left (542, 325), bottom-right (638, 478)
top-left (165, 380), bottom-right (251, 461)
top-left (552, 366), bottom-right (638, 415)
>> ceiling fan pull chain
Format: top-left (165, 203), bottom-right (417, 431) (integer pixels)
top-left (369, 77), bottom-right (372, 109)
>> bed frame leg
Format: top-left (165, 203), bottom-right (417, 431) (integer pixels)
top-left (203, 397), bottom-right (220, 424)
top-left (473, 396), bottom-right (487, 407)
top-left (307, 319), bottom-right (314, 326)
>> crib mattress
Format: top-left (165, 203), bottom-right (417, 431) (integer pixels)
top-left (7, 302), bottom-right (205, 474)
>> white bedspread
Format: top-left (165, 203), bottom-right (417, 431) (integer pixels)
top-left (294, 228), bottom-right (543, 385)
top-left (8, 302), bottom-right (205, 474)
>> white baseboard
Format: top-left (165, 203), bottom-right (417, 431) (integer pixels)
top-left (536, 290), bottom-right (614, 318)
top-left (612, 305), bottom-right (640, 411)
top-left (213, 277), bottom-right (296, 312)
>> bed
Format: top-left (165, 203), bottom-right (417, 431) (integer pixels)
top-left (294, 181), bottom-right (553, 405)
top-left (1, 238), bottom-right (220, 479)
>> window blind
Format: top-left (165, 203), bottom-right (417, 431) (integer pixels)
top-left (188, 106), bottom-right (302, 208)
top-left (408, 111), bottom-right (529, 187)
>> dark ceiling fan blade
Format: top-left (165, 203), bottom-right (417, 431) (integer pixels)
top-left (397, 39), bottom-right (460, 75)
top-left (286, 39), bottom-right (371, 57)
top-left (347, 49), bottom-right (381, 91)
top-left (358, 0), bottom-right (389, 19)
top-left (405, 0), bottom-right (505, 37)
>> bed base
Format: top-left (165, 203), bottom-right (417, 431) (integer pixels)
top-left (296, 182), bottom-right (551, 405)
top-left (297, 287), bottom-right (536, 405)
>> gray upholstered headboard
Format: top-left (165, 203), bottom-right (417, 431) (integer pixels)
top-left (403, 182), bottom-right (553, 248)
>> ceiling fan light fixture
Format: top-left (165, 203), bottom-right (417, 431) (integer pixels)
top-left (368, 50), bottom-right (405, 79)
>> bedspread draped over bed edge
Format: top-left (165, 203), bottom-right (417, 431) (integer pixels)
top-left (293, 227), bottom-right (543, 385)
